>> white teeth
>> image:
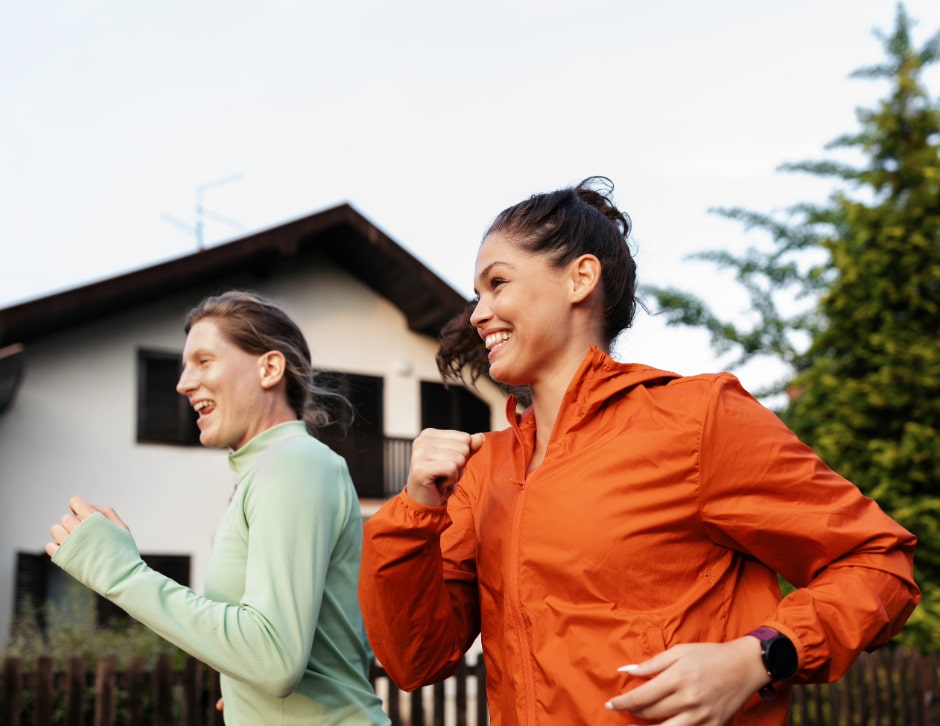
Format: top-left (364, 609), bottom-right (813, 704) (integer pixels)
top-left (194, 400), bottom-right (215, 412)
top-left (485, 332), bottom-right (512, 350)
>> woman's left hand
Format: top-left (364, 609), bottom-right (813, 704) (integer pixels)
top-left (604, 638), bottom-right (770, 725)
top-left (46, 496), bottom-right (130, 557)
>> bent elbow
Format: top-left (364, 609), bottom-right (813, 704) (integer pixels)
top-left (380, 657), bottom-right (458, 693)
top-left (256, 662), bottom-right (305, 698)
top-left (264, 673), bottom-right (303, 699)
top-left (386, 670), bottom-right (427, 694)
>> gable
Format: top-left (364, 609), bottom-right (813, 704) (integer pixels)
top-left (0, 203), bottom-right (468, 348)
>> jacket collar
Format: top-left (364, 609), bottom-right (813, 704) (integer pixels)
top-left (504, 346), bottom-right (680, 437)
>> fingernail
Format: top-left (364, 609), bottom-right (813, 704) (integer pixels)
top-left (604, 701), bottom-right (614, 710)
top-left (617, 664), bottom-right (639, 673)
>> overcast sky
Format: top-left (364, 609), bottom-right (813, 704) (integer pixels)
top-left (3, 1), bottom-right (939, 395)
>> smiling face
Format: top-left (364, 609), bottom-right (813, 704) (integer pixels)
top-left (470, 232), bottom-right (588, 388)
top-left (176, 318), bottom-right (275, 450)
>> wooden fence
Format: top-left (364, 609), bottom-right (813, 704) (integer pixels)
top-left (1, 646), bottom-right (938, 725)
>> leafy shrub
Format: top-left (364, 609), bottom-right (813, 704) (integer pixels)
top-left (2, 580), bottom-right (182, 668)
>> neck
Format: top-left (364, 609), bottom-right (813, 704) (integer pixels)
top-left (526, 344), bottom-right (603, 468)
top-left (259, 399), bottom-right (300, 434)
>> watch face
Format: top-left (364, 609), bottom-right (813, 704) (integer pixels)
top-left (767, 635), bottom-right (798, 680)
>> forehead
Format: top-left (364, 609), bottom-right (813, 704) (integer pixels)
top-left (475, 232), bottom-right (526, 274)
top-left (182, 318), bottom-right (236, 355)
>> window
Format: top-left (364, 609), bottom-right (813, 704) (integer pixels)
top-left (421, 380), bottom-right (491, 433)
top-left (14, 551), bottom-right (190, 628)
top-left (137, 348), bottom-right (200, 445)
top-left (316, 373), bottom-right (385, 499)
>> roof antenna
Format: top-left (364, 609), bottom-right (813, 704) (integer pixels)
top-left (162, 173), bottom-right (244, 250)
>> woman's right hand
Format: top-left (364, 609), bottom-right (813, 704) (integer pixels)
top-left (46, 496), bottom-right (130, 558)
top-left (404, 428), bottom-right (485, 506)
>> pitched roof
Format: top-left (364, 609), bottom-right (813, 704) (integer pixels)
top-left (0, 203), bottom-right (469, 348)
top-left (0, 203), bottom-right (472, 413)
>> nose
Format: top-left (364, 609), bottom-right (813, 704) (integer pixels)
top-left (469, 296), bottom-right (490, 330)
top-left (176, 364), bottom-right (195, 396)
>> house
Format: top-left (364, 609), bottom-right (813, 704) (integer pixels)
top-left (0, 203), bottom-right (507, 638)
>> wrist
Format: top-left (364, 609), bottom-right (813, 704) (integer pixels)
top-left (746, 627), bottom-right (798, 701)
top-left (736, 635), bottom-right (773, 693)
top-left (403, 483), bottom-right (445, 508)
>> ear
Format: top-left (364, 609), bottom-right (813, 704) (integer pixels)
top-left (258, 351), bottom-right (287, 390)
top-left (568, 254), bottom-right (601, 304)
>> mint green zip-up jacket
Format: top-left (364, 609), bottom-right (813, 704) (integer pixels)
top-left (53, 421), bottom-right (389, 725)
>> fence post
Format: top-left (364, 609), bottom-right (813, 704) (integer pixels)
top-left (455, 658), bottom-right (468, 726)
top-left (93, 656), bottom-right (116, 726)
top-left (180, 656), bottom-right (200, 726)
top-left (64, 656), bottom-right (85, 726)
top-left (476, 660), bottom-right (488, 726)
top-left (35, 656), bottom-right (55, 725)
top-left (899, 646), bottom-right (917, 726)
top-left (124, 657), bottom-right (146, 724)
top-left (432, 679), bottom-right (446, 726)
top-left (2, 657), bottom-right (22, 726)
top-left (153, 653), bottom-right (174, 726)
top-left (207, 667), bottom-right (223, 726)
top-left (409, 687), bottom-right (424, 726)
top-left (925, 651), bottom-right (940, 726)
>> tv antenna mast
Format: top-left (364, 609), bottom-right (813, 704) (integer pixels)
top-left (162, 173), bottom-right (244, 250)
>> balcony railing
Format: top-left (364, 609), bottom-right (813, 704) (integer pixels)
top-left (383, 437), bottom-right (413, 498)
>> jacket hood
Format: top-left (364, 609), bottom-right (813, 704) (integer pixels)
top-left (505, 345), bottom-right (681, 432)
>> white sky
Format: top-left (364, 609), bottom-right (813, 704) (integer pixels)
top-left (3, 1), bottom-right (939, 397)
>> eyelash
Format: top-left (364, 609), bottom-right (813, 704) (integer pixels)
top-left (471, 277), bottom-right (507, 304)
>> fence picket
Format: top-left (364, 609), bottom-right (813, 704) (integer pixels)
top-left (124, 657), bottom-right (145, 725)
top-left (455, 658), bottom-right (468, 726)
top-left (35, 656), bottom-right (54, 726)
top-left (3, 656), bottom-right (21, 726)
top-left (181, 656), bottom-right (200, 726)
top-left (93, 657), bottom-right (116, 726)
top-left (64, 657), bottom-right (84, 726)
top-left (153, 654), bottom-right (173, 726)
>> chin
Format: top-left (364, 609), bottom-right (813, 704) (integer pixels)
top-left (489, 364), bottom-right (526, 388)
top-left (199, 432), bottom-right (224, 449)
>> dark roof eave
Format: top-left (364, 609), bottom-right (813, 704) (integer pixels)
top-left (0, 203), bottom-right (468, 346)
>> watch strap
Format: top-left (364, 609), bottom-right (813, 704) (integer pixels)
top-left (747, 627), bottom-right (786, 702)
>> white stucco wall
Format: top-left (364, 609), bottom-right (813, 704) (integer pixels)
top-left (0, 255), bottom-right (506, 637)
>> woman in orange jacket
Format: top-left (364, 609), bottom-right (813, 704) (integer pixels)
top-left (357, 177), bottom-right (919, 725)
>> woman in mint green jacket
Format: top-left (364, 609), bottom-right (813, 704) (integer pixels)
top-left (46, 290), bottom-right (389, 725)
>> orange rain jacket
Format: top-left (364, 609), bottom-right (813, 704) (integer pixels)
top-left (359, 348), bottom-right (919, 725)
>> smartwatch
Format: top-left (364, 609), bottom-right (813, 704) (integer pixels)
top-left (746, 627), bottom-right (798, 700)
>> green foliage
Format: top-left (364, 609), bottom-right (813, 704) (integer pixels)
top-left (643, 4), bottom-right (940, 649)
top-left (2, 579), bottom-right (182, 668)
top-left (1, 582), bottom-right (206, 724)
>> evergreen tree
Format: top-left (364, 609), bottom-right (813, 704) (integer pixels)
top-left (643, 4), bottom-right (940, 648)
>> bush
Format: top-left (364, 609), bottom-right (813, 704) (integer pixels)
top-left (2, 580), bottom-right (183, 669)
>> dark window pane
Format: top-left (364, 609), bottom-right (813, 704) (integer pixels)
top-left (95, 554), bottom-right (191, 626)
top-left (316, 373), bottom-right (385, 499)
top-left (15, 551), bottom-right (191, 629)
top-left (137, 349), bottom-right (200, 445)
top-left (421, 381), bottom-right (491, 432)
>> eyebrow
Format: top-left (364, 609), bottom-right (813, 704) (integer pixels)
top-left (182, 347), bottom-right (211, 363)
top-left (475, 260), bottom-right (513, 290)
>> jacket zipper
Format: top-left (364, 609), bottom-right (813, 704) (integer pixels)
top-left (508, 467), bottom-right (538, 724)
